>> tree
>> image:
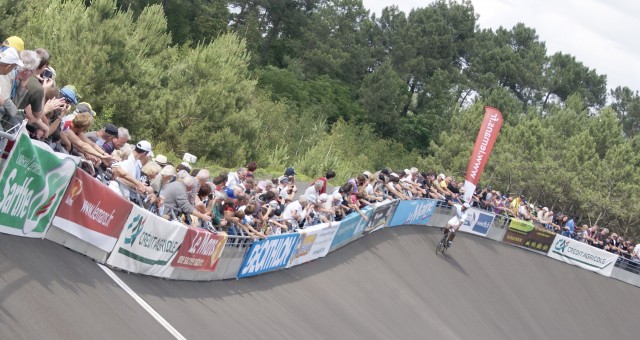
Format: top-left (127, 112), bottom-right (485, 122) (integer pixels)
top-left (542, 52), bottom-right (607, 109)
top-left (610, 86), bottom-right (640, 137)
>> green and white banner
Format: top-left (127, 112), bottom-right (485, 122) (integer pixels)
top-left (0, 134), bottom-right (77, 238)
top-left (107, 205), bottom-right (188, 278)
top-left (547, 234), bottom-right (618, 277)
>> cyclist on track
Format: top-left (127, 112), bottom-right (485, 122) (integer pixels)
top-left (443, 202), bottom-right (470, 247)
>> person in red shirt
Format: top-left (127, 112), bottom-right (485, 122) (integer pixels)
top-left (316, 170), bottom-right (336, 195)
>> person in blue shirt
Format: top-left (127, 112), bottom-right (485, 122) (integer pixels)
top-left (562, 216), bottom-right (576, 238)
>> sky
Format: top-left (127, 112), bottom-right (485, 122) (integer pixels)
top-left (362, 0), bottom-right (640, 92)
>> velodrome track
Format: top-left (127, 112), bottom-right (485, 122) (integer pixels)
top-left (1, 226), bottom-right (639, 339)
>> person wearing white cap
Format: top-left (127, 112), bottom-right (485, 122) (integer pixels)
top-left (112, 140), bottom-right (153, 200)
top-left (0, 46), bottom-right (23, 75)
top-left (443, 202), bottom-right (471, 247)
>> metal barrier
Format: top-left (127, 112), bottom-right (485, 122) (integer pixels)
top-left (0, 119), bottom-right (26, 160)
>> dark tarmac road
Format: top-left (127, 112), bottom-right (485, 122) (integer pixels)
top-left (0, 226), bottom-right (638, 339)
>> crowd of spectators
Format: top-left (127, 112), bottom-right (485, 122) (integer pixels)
top-left (472, 186), bottom-right (640, 266)
top-left (1, 35), bottom-right (638, 270)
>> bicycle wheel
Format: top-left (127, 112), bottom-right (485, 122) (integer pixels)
top-left (441, 234), bottom-right (449, 254)
top-left (436, 233), bottom-right (447, 254)
top-left (436, 240), bottom-right (444, 254)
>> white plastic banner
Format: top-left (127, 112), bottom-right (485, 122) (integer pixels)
top-left (459, 208), bottom-right (495, 237)
top-left (288, 222), bottom-right (340, 268)
top-left (106, 205), bottom-right (187, 278)
top-left (547, 235), bottom-right (619, 277)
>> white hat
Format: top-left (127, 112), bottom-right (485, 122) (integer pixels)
top-left (333, 192), bottom-right (342, 201)
top-left (543, 207), bottom-right (549, 212)
top-left (319, 193), bottom-right (329, 202)
top-left (136, 140), bottom-right (152, 153)
top-left (0, 47), bottom-right (23, 67)
top-left (363, 171), bottom-right (372, 178)
top-left (403, 169), bottom-right (411, 175)
top-left (463, 202), bottom-right (471, 209)
top-left (180, 161), bottom-right (191, 170)
top-left (153, 154), bottom-right (168, 165)
top-left (438, 173), bottom-right (445, 180)
top-left (390, 173), bottom-right (400, 179)
top-left (159, 165), bottom-right (176, 177)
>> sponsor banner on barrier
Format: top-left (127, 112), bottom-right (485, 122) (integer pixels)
top-left (547, 235), bottom-right (618, 277)
top-left (237, 233), bottom-right (300, 278)
top-left (107, 205), bottom-right (187, 277)
top-left (388, 199), bottom-right (438, 227)
top-left (502, 219), bottom-right (555, 254)
top-left (51, 168), bottom-right (132, 252)
top-left (288, 222), bottom-right (340, 268)
top-left (0, 134), bottom-right (76, 238)
top-left (171, 228), bottom-right (227, 272)
top-left (459, 208), bottom-right (495, 237)
top-left (329, 208), bottom-right (372, 252)
top-left (362, 200), bottom-right (398, 235)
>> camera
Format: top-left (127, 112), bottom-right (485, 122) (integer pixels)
top-left (42, 68), bottom-right (53, 79)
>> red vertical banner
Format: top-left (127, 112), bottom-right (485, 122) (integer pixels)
top-left (462, 106), bottom-right (503, 202)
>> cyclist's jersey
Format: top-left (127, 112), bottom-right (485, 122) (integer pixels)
top-left (447, 204), bottom-right (468, 226)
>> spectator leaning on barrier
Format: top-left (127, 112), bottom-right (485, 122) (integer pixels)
top-left (112, 140), bottom-right (152, 200)
top-left (86, 123), bottom-right (118, 148)
top-left (162, 175), bottom-right (211, 224)
top-left (103, 127), bottom-right (130, 155)
top-left (562, 215), bottom-right (576, 238)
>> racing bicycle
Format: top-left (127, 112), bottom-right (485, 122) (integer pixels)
top-left (435, 227), bottom-right (455, 254)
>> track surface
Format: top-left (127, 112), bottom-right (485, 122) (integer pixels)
top-left (1, 226), bottom-right (639, 339)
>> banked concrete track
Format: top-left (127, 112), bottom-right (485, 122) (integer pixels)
top-left (1, 226), bottom-right (639, 339)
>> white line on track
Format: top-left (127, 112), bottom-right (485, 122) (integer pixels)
top-left (98, 264), bottom-right (186, 340)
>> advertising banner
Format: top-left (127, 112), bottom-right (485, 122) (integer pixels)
top-left (547, 234), bottom-right (618, 277)
top-left (107, 205), bottom-right (187, 278)
top-left (388, 199), bottom-right (438, 227)
top-left (51, 168), bottom-right (132, 252)
top-left (0, 134), bottom-right (76, 238)
top-left (329, 208), bottom-right (372, 252)
top-left (237, 233), bottom-right (300, 278)
top-left (462, 106), bottom-right (504, 202)
top-left (502, 219), bottom-right (556, 254)
top-left (362, 200), bottom-right (398, 235)
top-left (459, 208), bottom-right (495, 237)
top-left (171, 228), bottom-right (227, 272)
top-left (288, 222), bottom-right (340, 268)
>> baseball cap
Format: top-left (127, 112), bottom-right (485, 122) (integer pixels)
top-left (3, 36), bottom-right (24, 51)
top-left (75, 102), bottom-right (95, 117)
top-left (0, 47), bottom-right (23, 67)
top-left (284, 167), bottom-right (296, 176)
top-left (463, 202), bottom-right (471, 209)
top-left (136, 140), bottom-right (152, 153)
top-left (363, 171), bottom-right (372, 179)
top-left (60, 85), bottom-right (79, 105)
top-left (279, 176), bottom-right (289, 183)
top-left (104, 123), bottom-right (118, 137)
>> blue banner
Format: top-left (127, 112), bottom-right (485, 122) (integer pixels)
top-left (460, 208), bottom-right (495, 236)
top-left (329, 207), bottom-right (372, 252)
top-left (388, 199), bottom-right (438, 227)
top-left (237, 233), bottom-right (300, 278)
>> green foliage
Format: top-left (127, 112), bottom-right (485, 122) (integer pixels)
top-left (5, 0), bottom-right (640, 239)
